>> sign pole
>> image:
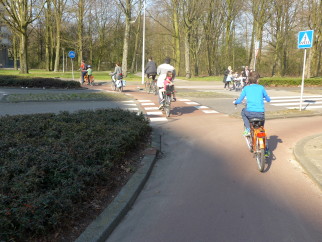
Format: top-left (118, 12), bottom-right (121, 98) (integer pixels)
top-left (71, 58), bottom-right (74, 80)
top-left (299, 48), bottom-right (307, 111)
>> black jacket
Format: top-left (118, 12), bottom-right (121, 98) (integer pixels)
top-left (145, 61), bottom-right (157, 75)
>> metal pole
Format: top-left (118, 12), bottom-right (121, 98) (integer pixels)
top-left (62, 48), bottom-right (65, 73)
top-left (71, 58), bottom-right (74, 80)
top-left (141, 0), bottom-right (146, 85)
top-left (300, 48), bottom-right (307, 111)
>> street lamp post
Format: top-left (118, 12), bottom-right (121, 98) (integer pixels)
top-left (141, 0), bottom-right (146, 85)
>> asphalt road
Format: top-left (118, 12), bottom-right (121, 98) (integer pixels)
top-left (104, 82), bottom-right (322, 242)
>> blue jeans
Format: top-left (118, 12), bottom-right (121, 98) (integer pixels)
top-left (241, 108), bottom-right (265, 130)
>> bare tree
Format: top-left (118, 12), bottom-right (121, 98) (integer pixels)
top-left (270, 0), bottom-right (299, 76)
top-left (306, 0), bottom-right (322, 77)
top-left (116, 0), bottom-right (133, 77)
top-left (53, 0), bottom-right (67, 72)
top-left (0, 0), bottom-right (45, 73)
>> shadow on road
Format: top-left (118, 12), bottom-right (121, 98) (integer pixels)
top-left (171, 106), bottom-right (198, 116)
top-left (264, 135), bottom-right (283, 172)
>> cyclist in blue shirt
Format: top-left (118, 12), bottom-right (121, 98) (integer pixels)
top-left (233, 71), bottom-right (271, 136)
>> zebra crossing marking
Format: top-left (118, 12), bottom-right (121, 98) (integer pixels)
top-left (144, 107), bottom-right (159, 110)
top-left (149, 117), bottom-right (168, 122)
top-left (185, 101), bottom-right (199, 105)
top-left (202, 110), bottom-right (219, 114)
top-left (147, 111), bottom-right (163, 115)
top-left (141, 102), bottom-right (155, 106)
top-left (269, 95), bottom-right (322, 110)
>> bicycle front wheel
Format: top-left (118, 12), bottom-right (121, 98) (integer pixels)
top-left (111, 81), bottom-right (116, 91)
top-left (256, 138), bottom-right (265, 172)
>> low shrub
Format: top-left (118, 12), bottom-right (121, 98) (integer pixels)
top-left (0, 75), bottom-right (81, 88)
top-left (259, 77), bottom-right (322, 87)
top-left (0, 109), bottom-right (151, 241)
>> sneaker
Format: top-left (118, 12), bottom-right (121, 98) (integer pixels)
top-left (172, 98), bottom-right (176, 102)
top-left (265, 149), bottom-right (270, 157)
top-left (243, 128), bottom-right (250, 136)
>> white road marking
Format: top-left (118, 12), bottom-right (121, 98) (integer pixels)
top-left (147, 111), bottom-right (163, 115)
top-left (194, 106), bottom-right (209, 109)
top-left (178, 99), bottom-right (191, 101)
top-left (149, 117), bottom-right (168, 122)
top-left (144, 107), bottom-right (159, 110)
top-left (185, 101), bottom-right (199, 105)
top-left (141, 103), bottom-right (155, 106)
top-left (202, 110), bottom-right (219, 114)
top-left (138, 100), bottom-right (152, 102)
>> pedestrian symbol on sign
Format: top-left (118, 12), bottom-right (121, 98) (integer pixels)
top-left (299, 33), bottom-right (311, 46)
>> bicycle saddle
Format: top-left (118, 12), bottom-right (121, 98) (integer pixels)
top-left (249, 118), bottom-right (265, 122)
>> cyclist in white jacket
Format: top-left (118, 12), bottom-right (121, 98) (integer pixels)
top-left (157, 57), bottom-right (176, 104)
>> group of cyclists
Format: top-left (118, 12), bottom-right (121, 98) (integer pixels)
top-left (80, 59), bottom-right (270, 156)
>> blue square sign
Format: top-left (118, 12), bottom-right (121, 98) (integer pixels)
top-left (298, 30), bottom-right (314, 49)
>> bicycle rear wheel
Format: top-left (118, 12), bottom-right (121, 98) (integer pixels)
top-left (164, 95), bottom-right (171, 117)
top-left (256, 138), bottom-right (265, 172)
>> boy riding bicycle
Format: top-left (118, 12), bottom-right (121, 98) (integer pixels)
top-left (233, 71), bottom-right (271, 136)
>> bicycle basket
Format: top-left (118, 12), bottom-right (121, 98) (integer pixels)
top-left (165, 85), bottom-right (174, 94)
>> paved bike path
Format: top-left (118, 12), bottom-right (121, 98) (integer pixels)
top-left (76, 82), bottom-right (322, 241)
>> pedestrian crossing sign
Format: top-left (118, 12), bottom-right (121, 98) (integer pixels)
top-left (298, 30), bottom-right (314, 49)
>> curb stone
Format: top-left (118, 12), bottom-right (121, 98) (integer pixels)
top-left (75, 130), bottom-right (159, 242)
top-left (293, 133), bottom-right (322, 191)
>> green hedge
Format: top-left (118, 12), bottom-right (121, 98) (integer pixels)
top-left (0, 75), bottom-right (81, 88)
top-left (0, 109), bottom-right (151, 240)
top-left (259, 77), bottom-right (322, 87)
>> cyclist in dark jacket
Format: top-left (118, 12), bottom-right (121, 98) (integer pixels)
top-left (144, 57), bottom-right (157, 81)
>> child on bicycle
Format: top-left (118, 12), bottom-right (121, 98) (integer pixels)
top-left (158, 71), bottom-right (175, 109)
top-left (87, 65), bottom-right (93, 85)
top-left (233, 71), bottom-right (271, 136)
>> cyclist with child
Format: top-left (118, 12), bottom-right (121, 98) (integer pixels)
top-left (157, 57), bottom-right (176, 106)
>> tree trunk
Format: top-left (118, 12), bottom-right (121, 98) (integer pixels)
top-left (184, 31), bottom-right (191, 78)
top-left (172, 3), bottom-right (181, 75)
top-left (54, 11), bottom-right (61, 72)
top-left (77, 0), bottom-right (85, 64)
top-left (121, 0), bottom-right (131, 77)
top-left (19, 31), bottom-right (28, 74)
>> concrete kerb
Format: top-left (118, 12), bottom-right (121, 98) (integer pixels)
top-left (293, 133), bottom-right (322, 191)
top-left (75, 130), bottom-right (160, 242)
